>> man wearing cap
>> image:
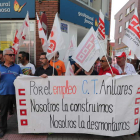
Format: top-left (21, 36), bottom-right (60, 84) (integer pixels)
top-left (114, 52), bottom-right (136, 75)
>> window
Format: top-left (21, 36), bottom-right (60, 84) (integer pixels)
top-left (119, 14), bottom-right (123, 21)
top-left (0, 21), bottom-right (36, 64)
top-left (118, 38), bottom-right (122, 44)
top-left (125, 21), bottom-right (129, 29)
top-left (126, 7), bottom-right (130, 16)
top-left (80, 0), bottom-right (88, 5)
top-left (119, 26), bottom-right (122, 33)
top-left (78, 0), bottom-right (103, 14)
top-left (130, 3), bottom-right (135, 12)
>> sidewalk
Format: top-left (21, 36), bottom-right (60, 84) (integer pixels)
top-left (2, 114), bottom-right (140, 140)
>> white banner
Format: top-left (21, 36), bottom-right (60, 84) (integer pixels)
top-left (72, 27), bottom-right (100, 72)
top-left (14, 75), bottom-right (140, 136)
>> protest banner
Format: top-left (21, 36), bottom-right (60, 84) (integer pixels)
top-left (72, 27), bottom-right (100, 72)
top-left (14, 75), bottom-right (140, 136)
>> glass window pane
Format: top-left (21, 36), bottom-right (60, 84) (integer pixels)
top-left (0, 21), bottom-right (35, 65)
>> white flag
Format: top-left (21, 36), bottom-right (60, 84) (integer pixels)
top-left (128, 50), bottom-right (134, 59)
top-left (97, 10), bottom-right (105, 40)
top-left (65, 61), bottom-right (74, 76)
top-left (12, 30), bottom-right (19, 54)
top-left (72, 27), bottom-right (100, 72)
top-left (18, 12), bottom-right (30, 46)
top-left (47, 13), bottom-right (65, 60)
top-left (122, 8), bottom-right (140, 59)
top-left (96, 10), bottom-right (107, 59)
top-left (36, 13), bottom-right (48, 52)
top-left (12, 12), bottom-right (29, 54)
top-left (63, 35), bottom-right (77, 62)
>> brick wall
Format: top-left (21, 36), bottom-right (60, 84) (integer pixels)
top-left (36, 1), bottom-right (58, 67)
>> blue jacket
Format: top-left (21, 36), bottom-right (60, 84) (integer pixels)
top-left (0, 63), bottom-right (22, 95)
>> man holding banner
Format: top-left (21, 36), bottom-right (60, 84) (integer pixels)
top-left (34, 52), bottom-right (58, 77)
top-left (0, 48), bottom-right (22, 138)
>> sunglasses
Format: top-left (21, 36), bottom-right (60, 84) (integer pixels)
top-left (18, 57), bottom-right (21, 59)
top-left (39, 58), bottom-right (47, 60)
top-left (5, 54), bottom-right (15, 57)
top-left (100, 60), bottom-right (107, 63)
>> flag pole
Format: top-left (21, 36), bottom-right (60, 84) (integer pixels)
top-left (28, 11), bottom-right (31, 64)
top-left (53, 53), bottom-right (55, 75)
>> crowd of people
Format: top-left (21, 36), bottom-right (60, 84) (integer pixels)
top-left (0, 48), bottom-right (138, 138)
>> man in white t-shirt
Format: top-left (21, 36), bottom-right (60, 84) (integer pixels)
top-left (18, 51), bottom-right (35, 75)
top-left (113, 52), bottom-right (136, 75)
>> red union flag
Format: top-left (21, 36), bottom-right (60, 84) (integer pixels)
top-left (36, 13), bottom-right (48, 52)
top-left (72, 27), bottom-right (100, 72)
top-left (122, 8), bottom-right (140, 59)
top-left (18, 12), bottom-right (30, 46)
top-left (12, 12), bottom-right (29, 54)
top-left (97, 10), bottom-right (105, 40)
top-left (12, 30), bottom-right (19, 54)
top-left (128, 15), bottom-right (140, 39)
top-left (46, 13), bottom-right (65, 60)
top-left (96, 10), bottom-right (107, 59)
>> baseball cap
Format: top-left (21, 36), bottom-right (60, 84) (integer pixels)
top-left (115, 52), bottom-right (126, 58)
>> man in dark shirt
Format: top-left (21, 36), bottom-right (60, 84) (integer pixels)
top-left (34, 52), bottom-right (58, 77)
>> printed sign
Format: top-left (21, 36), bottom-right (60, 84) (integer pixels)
top-left (60, 0), bottom-right (110, 35)
top-left (72, 27), bottom-right (100, 72)
top-left (0, 41), bottom-right (13, 50)
top-left (61, 23), bottom-right (68, 33)
top-left (14, 75), bottom-right (140, 136)
top-left (0, 0), bottom-right (35, 18)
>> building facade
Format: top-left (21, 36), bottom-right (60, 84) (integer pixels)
top-left (0, 0), bottom-right (112, 67)
top-left (114, 0), bottom-right (139, 55)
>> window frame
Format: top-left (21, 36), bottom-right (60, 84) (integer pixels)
top-left (119, 14), bottom-right (123, 21)
top-left (118, 38), bottom-right (122, 45)
top-left (0, 20), bottom-right (36, 65)
top-left (130, 3), bottom-right (135, 12)
top-left (126, 7), bottom-right (130, 16)
top-left (119, 26), bottom-right (122, 33)
top-left (125, 21), bottom-right (129, 29)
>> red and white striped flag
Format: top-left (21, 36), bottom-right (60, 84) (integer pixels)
top-left (36, 13), bottom-right (48, 52)
top-left (12, 12), bottom-right (30, 54)
top-left (97, 10), bottom-right (105, 40)
top-left (122, 8), bottom-right (140, 59)
top-left (96, 10), bottom-right (107, 58)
